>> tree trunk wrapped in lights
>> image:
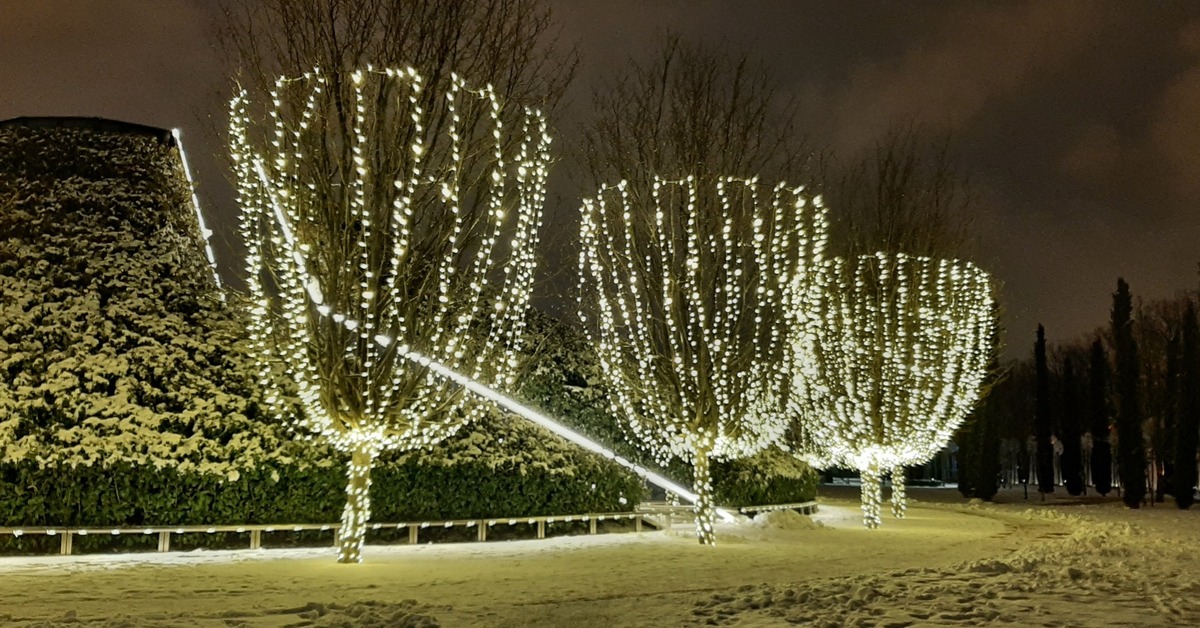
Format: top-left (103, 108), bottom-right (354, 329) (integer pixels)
top-left (890, 466), bottom-right (907, 519)
top-left (231, 67), bottom-right (549, 563)
top-left (792, 252), bottom-right (994, 528)
top-left (577, 176), bottom-right (827, 545)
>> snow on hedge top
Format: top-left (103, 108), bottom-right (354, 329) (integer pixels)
top-left (0, 121), bottom-right (292, 474)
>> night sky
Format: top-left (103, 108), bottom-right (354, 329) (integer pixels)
top-left (4, 1), bottom-right (1200, 358)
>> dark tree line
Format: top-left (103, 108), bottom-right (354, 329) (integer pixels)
top-left (957, 278), bottom-right (1200, 509)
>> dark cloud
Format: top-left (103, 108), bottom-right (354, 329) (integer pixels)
top-left (3, 1), bottom-right (1200, 358)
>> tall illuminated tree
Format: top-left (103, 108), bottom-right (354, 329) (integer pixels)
top-left (231, 67), bottom-right (549, 563)
top-left (577, 176), bottom-right (827, 545)
top-left (792, 252), bottom-right (994, 528)
top-left (575, 36), bottom-right (818, 545)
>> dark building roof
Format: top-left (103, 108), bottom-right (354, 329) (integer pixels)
top-left (0, 116), bottom-right (176, 146)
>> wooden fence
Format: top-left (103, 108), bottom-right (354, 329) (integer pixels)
top-left (0, 500), bottom-right (818, 556)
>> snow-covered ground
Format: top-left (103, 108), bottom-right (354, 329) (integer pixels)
top-left (1, 489), bottom-right (1197, 626)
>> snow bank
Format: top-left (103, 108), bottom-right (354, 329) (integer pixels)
top-left (2, 500), bottom-right (1197, 627)
top-left (692, 503), bottom-right (1200, 626)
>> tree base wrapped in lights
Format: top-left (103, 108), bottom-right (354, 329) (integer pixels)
top-left (890, 466), bottom-right (906, 519)
top-left (792, 252), bottom-right (994, 529)
top-left (336, 444), bottom-right (378, 564)
top-left (860, 463), bottom-right (883, 529)
top-left (692, 450), bottom-right (717, 546)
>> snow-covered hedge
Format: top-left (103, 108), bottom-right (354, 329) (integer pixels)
top-left (0, 122), bottom-right (644, 528)
top-left (0, 429), bottom-right (642, 529)
top-left (0, 123), bottom-right (294, 474)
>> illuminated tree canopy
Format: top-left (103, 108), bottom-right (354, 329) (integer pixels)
top-left (577, 175), bottom-right (827, 545)
top-left (792, 252), bottom-right (994, 528)
top-left (230, 66), bottom-right (550, 563)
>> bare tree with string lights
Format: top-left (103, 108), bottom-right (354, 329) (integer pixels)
top-left (575, 36), bottom-right (821, 545)
top-left (230, 66), bottom-right (549, 563)
top-left (791, 252), bottom-right (994, 528)
top-left (577, 175), bottom-right (827, 545)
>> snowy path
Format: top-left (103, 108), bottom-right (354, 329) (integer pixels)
top-left (0, 497), bottom-right (1194, 626)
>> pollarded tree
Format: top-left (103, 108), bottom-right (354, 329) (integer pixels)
top-left (577, 176), bottom-right (827, 545)
top-left (231, 67), bottom-right (550, 563)
top-left (576, 36), bottom-right (818, 545)
top-left (793, 252), bottom-right (994, 528)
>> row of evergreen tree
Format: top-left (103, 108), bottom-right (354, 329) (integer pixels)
top-left (958, 278), bottom-right (1200, 509)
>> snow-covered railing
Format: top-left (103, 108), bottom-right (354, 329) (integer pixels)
top-left (0, 511), bottom-right (653, 556)
top-left (734, 501), bottom-right (819, 515)
top-left (0, 500), bottom-right (820, 556)
top-left (636, 500), bottom-right (818, 529)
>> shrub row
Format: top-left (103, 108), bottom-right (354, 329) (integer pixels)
top-left (0, 449), bottom-right (645, 529)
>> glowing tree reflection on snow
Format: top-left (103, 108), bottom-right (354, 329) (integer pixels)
top-left (231, 66), bottom-right (549, 563)
top-left (578, 176), bottom-right (827, 545)
top-left (792, 252), bottom-right (993, 529)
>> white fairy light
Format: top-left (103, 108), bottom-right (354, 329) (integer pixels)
top-left (792, 252), bottom-right (994, 529)
top-left (231, 66), bottom-right (550, 563)
top-left (246, 158), bottom-right (739, 525)
top-left (170, 128), bottom-right (223, 296)
top-left (578, 176), bottom-right (827, 546)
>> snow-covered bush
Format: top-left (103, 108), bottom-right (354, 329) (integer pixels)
top-left (0, 121), bottom-right (294, 475)
top-left (0, 120), bottom-right (645, 529)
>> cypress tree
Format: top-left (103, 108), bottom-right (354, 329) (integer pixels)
top-left (956, 421), bottom-right (977, 498)
top-left (1089, 338), bottom-right (1113, 495)
top-left (1061, 357), bottom-right (1085, 496)
top-left (1035, 325), bottom-right (1055, 495)
top-left (1162, 328), bottom-right (1181, 503)
top-left (1112, 278), bottom-right (1146, 508)
top-left (1175, 301), bottom-right (1199, 509)
top-left (957, 313), bottom-right (1002, 500)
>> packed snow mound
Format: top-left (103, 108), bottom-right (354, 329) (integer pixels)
top-left (749, 509), bottom-right (824, 530)
top-left (288, 600), bottom-right (441, 628)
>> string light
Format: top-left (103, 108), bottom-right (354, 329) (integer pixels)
top-left (230, 66), bottom-right (550, 563)
top-left (578, 176), bottom-right (827, 546)
top-left (170, 128), bottom-right (223, 297)
top-left (792, 252), bottom-right (994, 529)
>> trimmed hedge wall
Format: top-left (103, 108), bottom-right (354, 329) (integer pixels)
top-left (711, 446), bottom-right (818, 506)
top-left (0, 450), bottom-right (644, 528)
